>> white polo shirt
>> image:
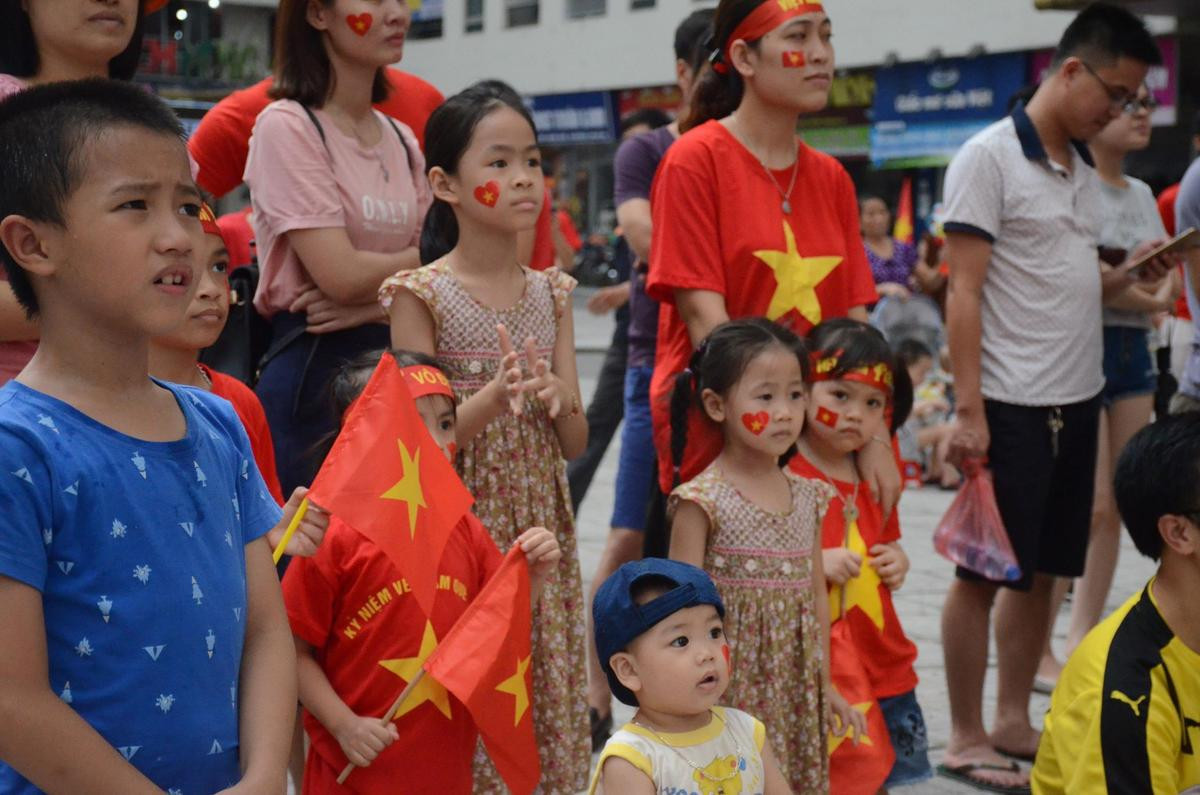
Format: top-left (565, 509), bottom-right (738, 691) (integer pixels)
top-left (942, 104), bottom-right (1104, 406)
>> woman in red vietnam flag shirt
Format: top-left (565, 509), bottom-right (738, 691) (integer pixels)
top-left (646, 0), bottom-right (898, 503)
top-left (281, 351), bottom-right (560, 794)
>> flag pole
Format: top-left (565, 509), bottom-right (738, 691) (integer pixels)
top-left (271, 497), bottom-right (309, 564)
top-left (335, 669), bottom-right (427, 784)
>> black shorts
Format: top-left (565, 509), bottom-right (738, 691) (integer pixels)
top-left (956, 394), bottom-right (1102, 591)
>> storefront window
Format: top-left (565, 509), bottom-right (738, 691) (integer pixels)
top-left (466, 0), bottom-right (483, 32)
top-left (567, 0), bottom-right (605, 19)
top-left (506, 0), bottom-right (538, 27)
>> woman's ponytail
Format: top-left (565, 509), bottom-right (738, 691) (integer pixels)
top-left (681, 67), bottom-right (745, 133)
top-left (419, 199), bottom-right (458, 264)
top-left (669, 358), bottom-right (702, 487)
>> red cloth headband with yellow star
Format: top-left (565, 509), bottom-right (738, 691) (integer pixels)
top-left (198, 202), bottom-right (223, 241)
top-left (713, 0), bottom-right (825, 74)
top-left (400, 365), bottom-right (454, 400)
top-left (810, 351), bottom-right (894, 394)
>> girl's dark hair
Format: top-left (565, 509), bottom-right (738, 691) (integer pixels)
top-left (669, 317), bottom-right (809, 480)
top-left (0, 0), bottom-right (147, 80)
top-left (419, 79), bottom-right (538, 264)
top-left (681, 0), bottom-right (765, 131)
top-left (807, 318), bottom-right (914, 432)
top-left (312, 348), bottom-right (452, 464)
top-left (269, 0), bottom-right (389, 106)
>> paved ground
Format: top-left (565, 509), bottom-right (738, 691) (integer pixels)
top-left (570, 288), bottom-right (1158, 793)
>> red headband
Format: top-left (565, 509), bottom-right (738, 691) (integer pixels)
top-left (400, 365), bottom-right (454, 400)
top-left (712, 0), bottom-right (825, 74)
top-left (198, 202), bottom-right (224, 242)
top-left (810, 351), bottom-right (894, 394)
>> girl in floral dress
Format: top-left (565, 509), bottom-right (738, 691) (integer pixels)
top-left (667, 318), bottom-right (866, 793)
top-left (379, 81), bottom-right (590, 792)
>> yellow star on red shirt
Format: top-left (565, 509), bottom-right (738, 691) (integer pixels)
top-left (831, 517), bottom-right (885, 631)
top-left (828, 701), bottom-right (876, 753)
top-left (380, 439), bottom-right (425, 538)
top-left (378, 621), bottom-right (453, 720)
top-left (753, 220), bottom-right (843, 326)
top-left (494, 654), bottom-right (532, 726)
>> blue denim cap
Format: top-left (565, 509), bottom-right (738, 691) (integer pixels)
top-left (593, 558), bottom-right (725, 706)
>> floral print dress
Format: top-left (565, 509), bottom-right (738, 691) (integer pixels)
top-left (670, 464), bottom-right (834, 793)
top-left (380, 261), bottom-right (590, 793)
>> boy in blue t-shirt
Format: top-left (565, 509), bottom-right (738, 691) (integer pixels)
top-left (0, 79), bottom-right (299, 793)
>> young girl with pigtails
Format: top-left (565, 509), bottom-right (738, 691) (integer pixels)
top-left (667, 317), bottom-right (867, 793)
top-left (379, 80), bottom-right (591, 791)
top-left (789, 318), bottom-right (933, 789)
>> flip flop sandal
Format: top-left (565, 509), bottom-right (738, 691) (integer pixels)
top-left (589, 707), bottom-right (613, 753)
top-left (995, 745), bottom-right (1038, 763)
top-left (937, 761), bottom-right (1031, 794)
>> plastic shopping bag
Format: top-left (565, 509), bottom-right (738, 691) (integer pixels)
top-left (932, 458), bottom-right (1021, 582)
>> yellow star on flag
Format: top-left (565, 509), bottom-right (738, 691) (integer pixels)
top-left (830, 517), bottom-right (886, 631)
top-left (380, 438), bottom-right (425, 538)
top-left (828, 701), bottom-right (875, 754)
top-left (753, 220), bottom-right (843, 326)
top-left (378, 621), bottom-right (452, 720)
top-left (494, 654), bottom-right (532, 726)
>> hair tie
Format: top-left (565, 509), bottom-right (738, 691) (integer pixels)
top-left (709, 48), bottom-right (729, 75)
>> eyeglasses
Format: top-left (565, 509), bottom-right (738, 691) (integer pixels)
top-left (1122, 95), bottom-right (1158, 115)
top-left (1078, 60), bottom-right (1138, 112)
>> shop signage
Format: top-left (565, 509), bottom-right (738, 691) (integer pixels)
top-left (528, 91), bottom-right (616, 145)
top-left (870, 52), bottom-right (1026, 167)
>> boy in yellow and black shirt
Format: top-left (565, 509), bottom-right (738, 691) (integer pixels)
top-left (1033, 413), bottom-right (1200, 795)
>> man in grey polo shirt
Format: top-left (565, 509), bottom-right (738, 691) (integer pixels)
top-left (938, 4), bottom-right (1165, 791)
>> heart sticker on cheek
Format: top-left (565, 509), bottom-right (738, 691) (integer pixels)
top-left (448, 442), bottom-right (458, 458)
top-left (346, 13), bottom-right (372, 35)
top-left (815, 406), bottom-right (840, 428)
top-left (473, 181), bottom-right (501, 207)
top-left (741, 412), bottom-right (769, 435)
top-left (722, 644), bottom-right (731, 674)
top-left (782, 50), bottom-right (806, 68)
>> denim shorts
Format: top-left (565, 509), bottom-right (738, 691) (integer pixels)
top-left (1102, 325), bottom-right (1155, 406)
top-left (611, 365), bottom-right (657, 530)
top-left (880, 689), bottom-right (933, 787)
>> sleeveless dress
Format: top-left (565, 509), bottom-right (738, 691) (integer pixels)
top-left (669, 465), bottom-right (834, 793)
top-left (380, 261), bottom-right (590, 793)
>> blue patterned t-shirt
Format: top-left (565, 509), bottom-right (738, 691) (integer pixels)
top-left (0, 380), bottom-right (282, 794)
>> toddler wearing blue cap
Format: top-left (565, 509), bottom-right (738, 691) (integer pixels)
top-left (588, 559), bottom-right (790, 794)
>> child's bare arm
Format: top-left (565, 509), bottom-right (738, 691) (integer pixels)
top-left (224, 538), bottom-right (296, 792)
top-left (0, 576), bottom-right (159, 794)
top-left (515, 527), bottom-right (561, 598)
top-left (761, 740), bottom-right (794, 794)
top-left (598, 755), bottom-right (656, 794)
top-left (667, 501), bottom-right (710, 567)
top-left (548, 302), bottom-right (587, 460)
top-left (294, 636), bottom-right (397, 769)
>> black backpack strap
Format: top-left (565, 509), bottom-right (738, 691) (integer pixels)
top-left (300, 104), bottom-right (327, 147)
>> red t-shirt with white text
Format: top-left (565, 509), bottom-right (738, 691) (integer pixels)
top-left (647, 121), bottom-right (876, 491)
top-left (282, 514), bottom-right (502, 794)
top-left (790, 454), bottom-right (918, 699)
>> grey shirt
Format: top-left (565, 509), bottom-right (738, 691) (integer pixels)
top-left (1098, 177), bottom-right (1166, 329)
top-left (1177, 158), bottom-right (1200, 398)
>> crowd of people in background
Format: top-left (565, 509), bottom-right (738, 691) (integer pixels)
top-left (0, 0), bottom-right (1197, 793)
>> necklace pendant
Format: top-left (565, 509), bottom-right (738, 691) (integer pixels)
top-left (782, 200), bottom-right (792, 215)
top-left (844, 504), bottom-right (859, 524)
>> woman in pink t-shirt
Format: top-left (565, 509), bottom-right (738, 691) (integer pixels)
top-left (0, 0), bottom-right (149, 384)
top-left (244, 0), bottom-right (430, 494)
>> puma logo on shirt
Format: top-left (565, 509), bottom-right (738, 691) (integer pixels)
top-left (1110, 689), bottom-right (1148, 717)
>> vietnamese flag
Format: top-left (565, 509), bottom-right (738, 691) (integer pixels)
top-left (828, 619), bottom-right (894, 795)
top-left (307, 355), bottom-right (474, 618)
top-left (892, 176), bottom-right (914, 245)
top-left (423, 547), bottom-right (541, 795)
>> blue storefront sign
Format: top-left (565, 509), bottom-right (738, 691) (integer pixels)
top-left (527, 91), bottom-right (616, 145)
top-left (870, 53), bottom-right (1027, 167)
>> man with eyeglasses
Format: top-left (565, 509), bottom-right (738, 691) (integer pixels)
top-left (1032, 412), bottom-right (1200, 794)
top-left (938, 3), bottom-right (1168, 791)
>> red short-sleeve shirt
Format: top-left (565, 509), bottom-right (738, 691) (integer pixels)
top-left (188, 69), bottom-right (443, 198)
top-left (282, 514), bottom-right (502, 794)
top-left (790, 455), bottom-right (918, 699)
top-left (647, 121), bottom-right (876, 491)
